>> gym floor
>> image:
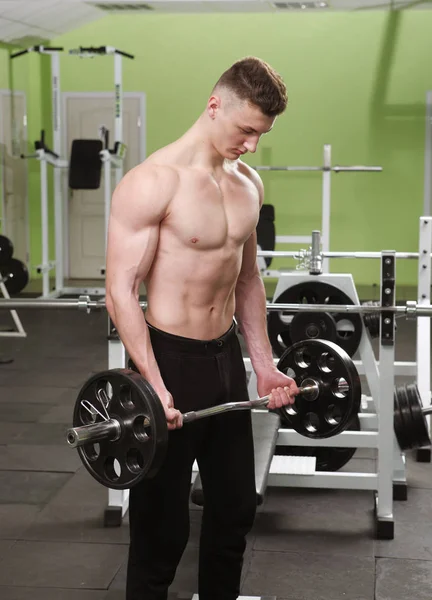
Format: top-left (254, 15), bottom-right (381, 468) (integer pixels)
top-left (0, 304), bottom-right (431, 600)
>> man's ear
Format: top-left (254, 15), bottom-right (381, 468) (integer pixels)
top-left (207, 94), bottom-right (222, 119)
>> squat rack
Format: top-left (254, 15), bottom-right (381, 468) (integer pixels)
top-left (254, 144), bottom-right (382, 273)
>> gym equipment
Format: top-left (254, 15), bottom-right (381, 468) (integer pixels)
top-left (68, 139), bottom-right (103, 190)
top-left (276, 414), bottom-right (360, 472)
top-left (0, 258), bottom-right (29, 295)
top-left (12, 48), bottom-right (67, 298)
top-left (191, 411), bottom-right (281, 507)
top-left (362, 301), bottom-right (381, 338)
top-left (66, 339), bottom-right (359, 490)
top-left (256, 204), bottom-right (275, 269)
top-left (394, 383), bottom-right (432, 451)
top-left (2, 293), bottom-right (432, 317)
top-left (0, 235), bottom-right (14, 265)
top-left (267, 281), bottom-right (363, 358)
top-left (11, 45), bottom-right (134, 299)
top-left (274, 338), bottom-right (361, 439)
top-left (254, 145), bottom-right (382, 272)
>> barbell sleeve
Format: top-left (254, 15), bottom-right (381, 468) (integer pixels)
top-left (423, 405), bottom-right (432, 416)
top-left (66, 419), bottom-right (121, 448)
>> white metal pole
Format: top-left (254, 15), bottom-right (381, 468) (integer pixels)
top-left (51, 51), bottom-right (64, 294)
top-left (424, 92), bottom-right (432, 216)
top-left (109, 50), bottom-right (127, 520)
top-left (321, 144), bottom-right (331, 273)
top-left (40, 157), bottom-right (49, 297)
top-left (104, 160), bottom-right (111, 249)
top-left (416, 217), bottom-right (432, 429)
top-left (114, 52), bottom-right (123, 186)
top-left (376, 252), bottom-right (396, 526)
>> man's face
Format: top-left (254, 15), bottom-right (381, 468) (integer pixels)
top-left (209, 94), bottom-right (276, 160)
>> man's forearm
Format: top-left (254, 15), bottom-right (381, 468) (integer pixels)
top-left (106, 292), bottom-right (166, 391)
top-left (235, 273), bottom-right (276, 376)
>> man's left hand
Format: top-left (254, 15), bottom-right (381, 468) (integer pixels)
top-left (257, 368), bottom-right (300, 409)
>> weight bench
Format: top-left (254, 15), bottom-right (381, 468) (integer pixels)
top-left (190, 411), bottom-right (280, 507)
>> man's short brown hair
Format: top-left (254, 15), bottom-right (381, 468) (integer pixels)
top-left (213, 56), bottom-right (288, 117)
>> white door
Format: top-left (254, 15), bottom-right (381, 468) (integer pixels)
top-left (65, 94), bottom-right (144, 279)
top-left (0, 91), bottom-right (28, 264)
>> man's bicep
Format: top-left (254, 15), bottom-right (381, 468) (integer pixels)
top-left (106, 167), bottom-right (169, 295)
top-left (238, 229), bottom-right (259, 281)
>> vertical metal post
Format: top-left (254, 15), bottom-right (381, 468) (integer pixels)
top-left (40, 157), bottom-right (49, 297)
top-left (51, 51), bottom-right (63, 294)
top-left (114, 52), bottom-right (123, 187)
top-left (417, 217), bottom-right (432, 435)
top-left (107, 50), bottom-right (128, 525)
top-left (424, 91), bottom-right (432, 216)
top-left (321, 144), bottom-right (331, 273)
top-left (376, 251), bottom-right (396, 526)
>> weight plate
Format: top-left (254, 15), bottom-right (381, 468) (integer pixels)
top-left (73, 369), bottom-right (168, 490)
top-left (276, 414), bottom-right (360, 471)
top-left (267, 281), bottom-right (363, 358)
top-left (0, 258), bottom-right (29, 294)
top-left (289, 311), bottom-right (338, 345)
top-left (394, 386), bottom-right (411, 451)
top-left (395, 384), bottom-right (415, 450)
top-left (406, 384), bottom-right (431, 450)
top-left (276, 338), bottom-right (361, 439)
top-left (0, 235), bottom-right (13, 266)
top-left (362, 301), bottom-right (380, 339)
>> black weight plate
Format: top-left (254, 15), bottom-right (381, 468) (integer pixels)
top-left (290, 311), bottom-right (338, 345)
top-left (395, 385), bottom-right (415, 450)
top-left (406, 384), bottom-right (431, 450)
top-left (0, 258), bottom-right (29, 294)
top-left (256, 204), bottom-right (275, 268)
top-left (0, 235), bottom-right (13, 265)
top-left (276, 414), bottom-right (360, 471)
top-left (362, 301), bottom-right (380, 339)
top-left (276, 338), bottom-right (361, 439)
top-left (267, 281), bottom-right (363, 358)
top-left (394, 386), bottom-right (411, 451)
top-left (73, 369), bottom-right (168, 490)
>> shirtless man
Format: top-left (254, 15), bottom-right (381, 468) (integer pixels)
top-left (106, 57), bottom-right (299, 600)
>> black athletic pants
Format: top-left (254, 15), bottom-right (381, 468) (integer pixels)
top-left (126, 322), bottom-right (257, 600)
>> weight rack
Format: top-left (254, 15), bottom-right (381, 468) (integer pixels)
top-left (245, 218), bottom-right (432, 539)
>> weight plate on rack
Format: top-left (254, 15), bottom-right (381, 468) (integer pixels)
top-left (405, 384), bottom-right (430, 450)
top-left (276, 414), bottom-right (360, 471)
top-left (267, 281), bottom-right (363, 358)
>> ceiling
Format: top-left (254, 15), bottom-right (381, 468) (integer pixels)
top-left (0, 0), bottom-right (431, 46)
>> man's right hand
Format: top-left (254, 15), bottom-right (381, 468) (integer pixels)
top-left (157, 388), bottom-right (183, 430)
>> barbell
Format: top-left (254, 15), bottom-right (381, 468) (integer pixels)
top-left (66, 339), bottom-right (362, 490)
top-left (0, 294), bottom-right (431, 318)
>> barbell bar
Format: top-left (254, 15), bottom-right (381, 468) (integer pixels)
top-left (256, 250), bottom-right (426, 259)
top-left (0, 295), bottom-right (429, 317)
top-left (253, 166), bottom-right (383, 172)
top-left (66, 382), bottom-right (320, 449)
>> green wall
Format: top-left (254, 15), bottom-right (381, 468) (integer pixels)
top-left (13, 11), bottom-right (432, 287)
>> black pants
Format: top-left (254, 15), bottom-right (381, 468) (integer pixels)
top-left (126, 322), bottom-right (257, 600)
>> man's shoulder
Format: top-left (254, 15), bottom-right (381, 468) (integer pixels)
top-left (236, 160), bottom-right (264, 198)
